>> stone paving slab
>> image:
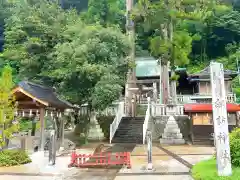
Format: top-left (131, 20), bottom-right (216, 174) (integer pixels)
top-left (131, 145), bottom-right (167, 156)
top-left (180, 155), bottom-right (212, 165)
top-left (114, 175), bottom-right (193, 180)
top-left (121, 157), bottom-right (189, 173)
top-left (0, 147), bottom-right (96, 175)
top-left (162, 145), bottom-right (214, 155)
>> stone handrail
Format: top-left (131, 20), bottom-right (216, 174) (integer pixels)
top-left (109, 101), bottom-right (125, 144)
top-left (143, 97), bottom-right (151, 144)
top-left (152, 104), bottom-right (184, 116)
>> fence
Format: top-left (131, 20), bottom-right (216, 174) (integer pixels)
top-left (68, 151), bottom-right (131, 168)
top-left (151, 104), bottom-right (184, 116)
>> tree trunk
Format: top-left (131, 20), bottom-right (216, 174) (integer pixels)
top-left (162, 63), bottom-right (169, 104)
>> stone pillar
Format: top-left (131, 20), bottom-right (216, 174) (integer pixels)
top-left (153, 82), bottom-right (157, 102)
top-left (87, 111), bottom-right (105, 141)
top-left (59, 113), bottom-right (65, 152)
top-left (39, 108), bottom-right (45, 151)
top-left (171, 80), bottom-right (177, 104)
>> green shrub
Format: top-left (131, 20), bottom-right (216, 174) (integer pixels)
top-left (0, 149), bottom-right (32, 167)
top-left (73, 115), bottom-right (114, 140)
top-left (98, 115), bottom-right (114, 140)
top-left (230, 128), bottom-right (240, 166)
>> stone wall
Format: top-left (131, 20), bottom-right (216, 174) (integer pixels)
top-left (150, 115), bottom-right (190, 142)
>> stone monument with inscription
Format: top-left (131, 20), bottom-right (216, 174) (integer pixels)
top-left (210, 62), bottom-right (232, 176)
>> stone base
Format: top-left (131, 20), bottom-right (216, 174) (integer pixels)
top-left (87, 123), bottom-right (105, 141)
top-left (160, 138), bottom-right (185, 144)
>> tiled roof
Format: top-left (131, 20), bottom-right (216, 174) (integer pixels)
top-left (189, 65), bottom-right (238, 78)
top-left (18, 81), bottom-right (73, 109)
top-left (135, 57), bottom-right (186, 77)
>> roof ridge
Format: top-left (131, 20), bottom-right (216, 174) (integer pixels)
top-left (24, 81), bottom-right (53, 91)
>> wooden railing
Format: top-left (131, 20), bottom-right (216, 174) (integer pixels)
top-left (143, 97), bottom-right (151, 144)
top-left (78, 102), bottom-right (119, 116)
top-left (109, 101), bottom-right (125, 144)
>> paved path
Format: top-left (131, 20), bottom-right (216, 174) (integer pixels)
top-left (0, 144), bottom-right (214, 180)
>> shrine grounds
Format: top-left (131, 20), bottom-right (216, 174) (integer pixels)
top-left (0, 143), bottom-right (214, 180)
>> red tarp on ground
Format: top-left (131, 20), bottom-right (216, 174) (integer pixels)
top-left (184, 103), bottom-right (240, 112)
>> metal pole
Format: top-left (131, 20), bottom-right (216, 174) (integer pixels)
top-left (147, 130), bottom-right (153, 170)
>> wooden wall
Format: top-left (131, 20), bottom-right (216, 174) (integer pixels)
top-left (191, 112), bottom-right (237, 144)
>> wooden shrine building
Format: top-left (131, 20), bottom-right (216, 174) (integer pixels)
top-left (12, 81), bottom-right (73, 151)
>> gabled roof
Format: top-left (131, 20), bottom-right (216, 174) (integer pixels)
top-left (189, 65), bottom-right (238, 79)
top-left (135, 57), bottom-right (160, 77)
top-left (135, 57), bottom-right (187, 78)
top-left (13, 81), bottom-right (73, 109)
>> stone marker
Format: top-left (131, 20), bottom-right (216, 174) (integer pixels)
top-left (210, 62), bottom-right (232, 176)
top-left (160, 116), bottom-right (185, 144)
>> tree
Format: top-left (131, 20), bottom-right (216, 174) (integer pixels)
top-left (4, 0), bottom-right (130, 111)
top-left (0, 0), bottom-right (11, 52)
top-left (81, 0), bottom-right (125, 30)
top-left (3, 0), bottom-right (79, 84)
top-left (50, 23), bottom-right (130, 109)
top-left (0, 65), bottom-right (18, 149)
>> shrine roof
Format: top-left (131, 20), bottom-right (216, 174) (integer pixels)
top-left (13, 81), bottom-right (73, 109)
top-left (135, 57), bottom-right (186, 77)
top-left (189, 65), bottom-right (238, 79)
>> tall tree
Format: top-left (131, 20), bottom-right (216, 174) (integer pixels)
top-left (81, 0), bottom-right (125, 30)
top-left (133, 0), bottom-right (222, 103)
top-left (0, 65), bottom-right (18, 149)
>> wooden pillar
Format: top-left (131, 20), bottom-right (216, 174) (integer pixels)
top-left (40, 108), bottom-right (45, 151)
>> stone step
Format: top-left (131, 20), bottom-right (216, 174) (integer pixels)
top-left (164, 123), bottom-right (179, 128)
top-left (160, 138), bottom-right (185, 144)
top-left (162, 133), bottom-right (183, 139)
top-left (163, 128), bottom-right (180, 134)
top-left (166, 120), bottom-right (178, 125)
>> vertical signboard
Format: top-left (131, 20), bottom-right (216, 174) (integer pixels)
top-left (210, 62), bottom-right (232, 176)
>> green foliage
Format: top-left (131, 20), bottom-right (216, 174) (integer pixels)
top-left (74, 114), bottom-right (114, 139)
top-left (230, 128), bottom-right (240, 166)
top-left (97, 115), bottom-right (114, 139)
top-left (0, 149), bottom-right (31, 167)
top-left (82, 0), bottom-right (125, 29)
top-left (0, 65), bottom-right (18, 148)
top-left (50, 24), bottom-right (130, 109)
top-left (192, 158), bottom-right (240, 180)
top-left (19, 118), bottom-right (42, 132)
top-left (3, 0), bottom-right (130, 112)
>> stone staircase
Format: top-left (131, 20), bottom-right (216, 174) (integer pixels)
top-left (111, 116), bottom-right (144, 144)
top-left (160, 116), bottom-right (185, 144)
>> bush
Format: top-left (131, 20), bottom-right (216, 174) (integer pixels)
top-left (230, 128), bottom-right (240, 166)
top-left (0, 149), bottom-right (32, 167)
top-left (98, 115), bottom-right (114, 140)
top-left (74, 115), bottom-right (114, 140)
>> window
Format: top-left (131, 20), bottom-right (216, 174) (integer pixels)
top-left (193, 113), bottom-right (212, 125)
